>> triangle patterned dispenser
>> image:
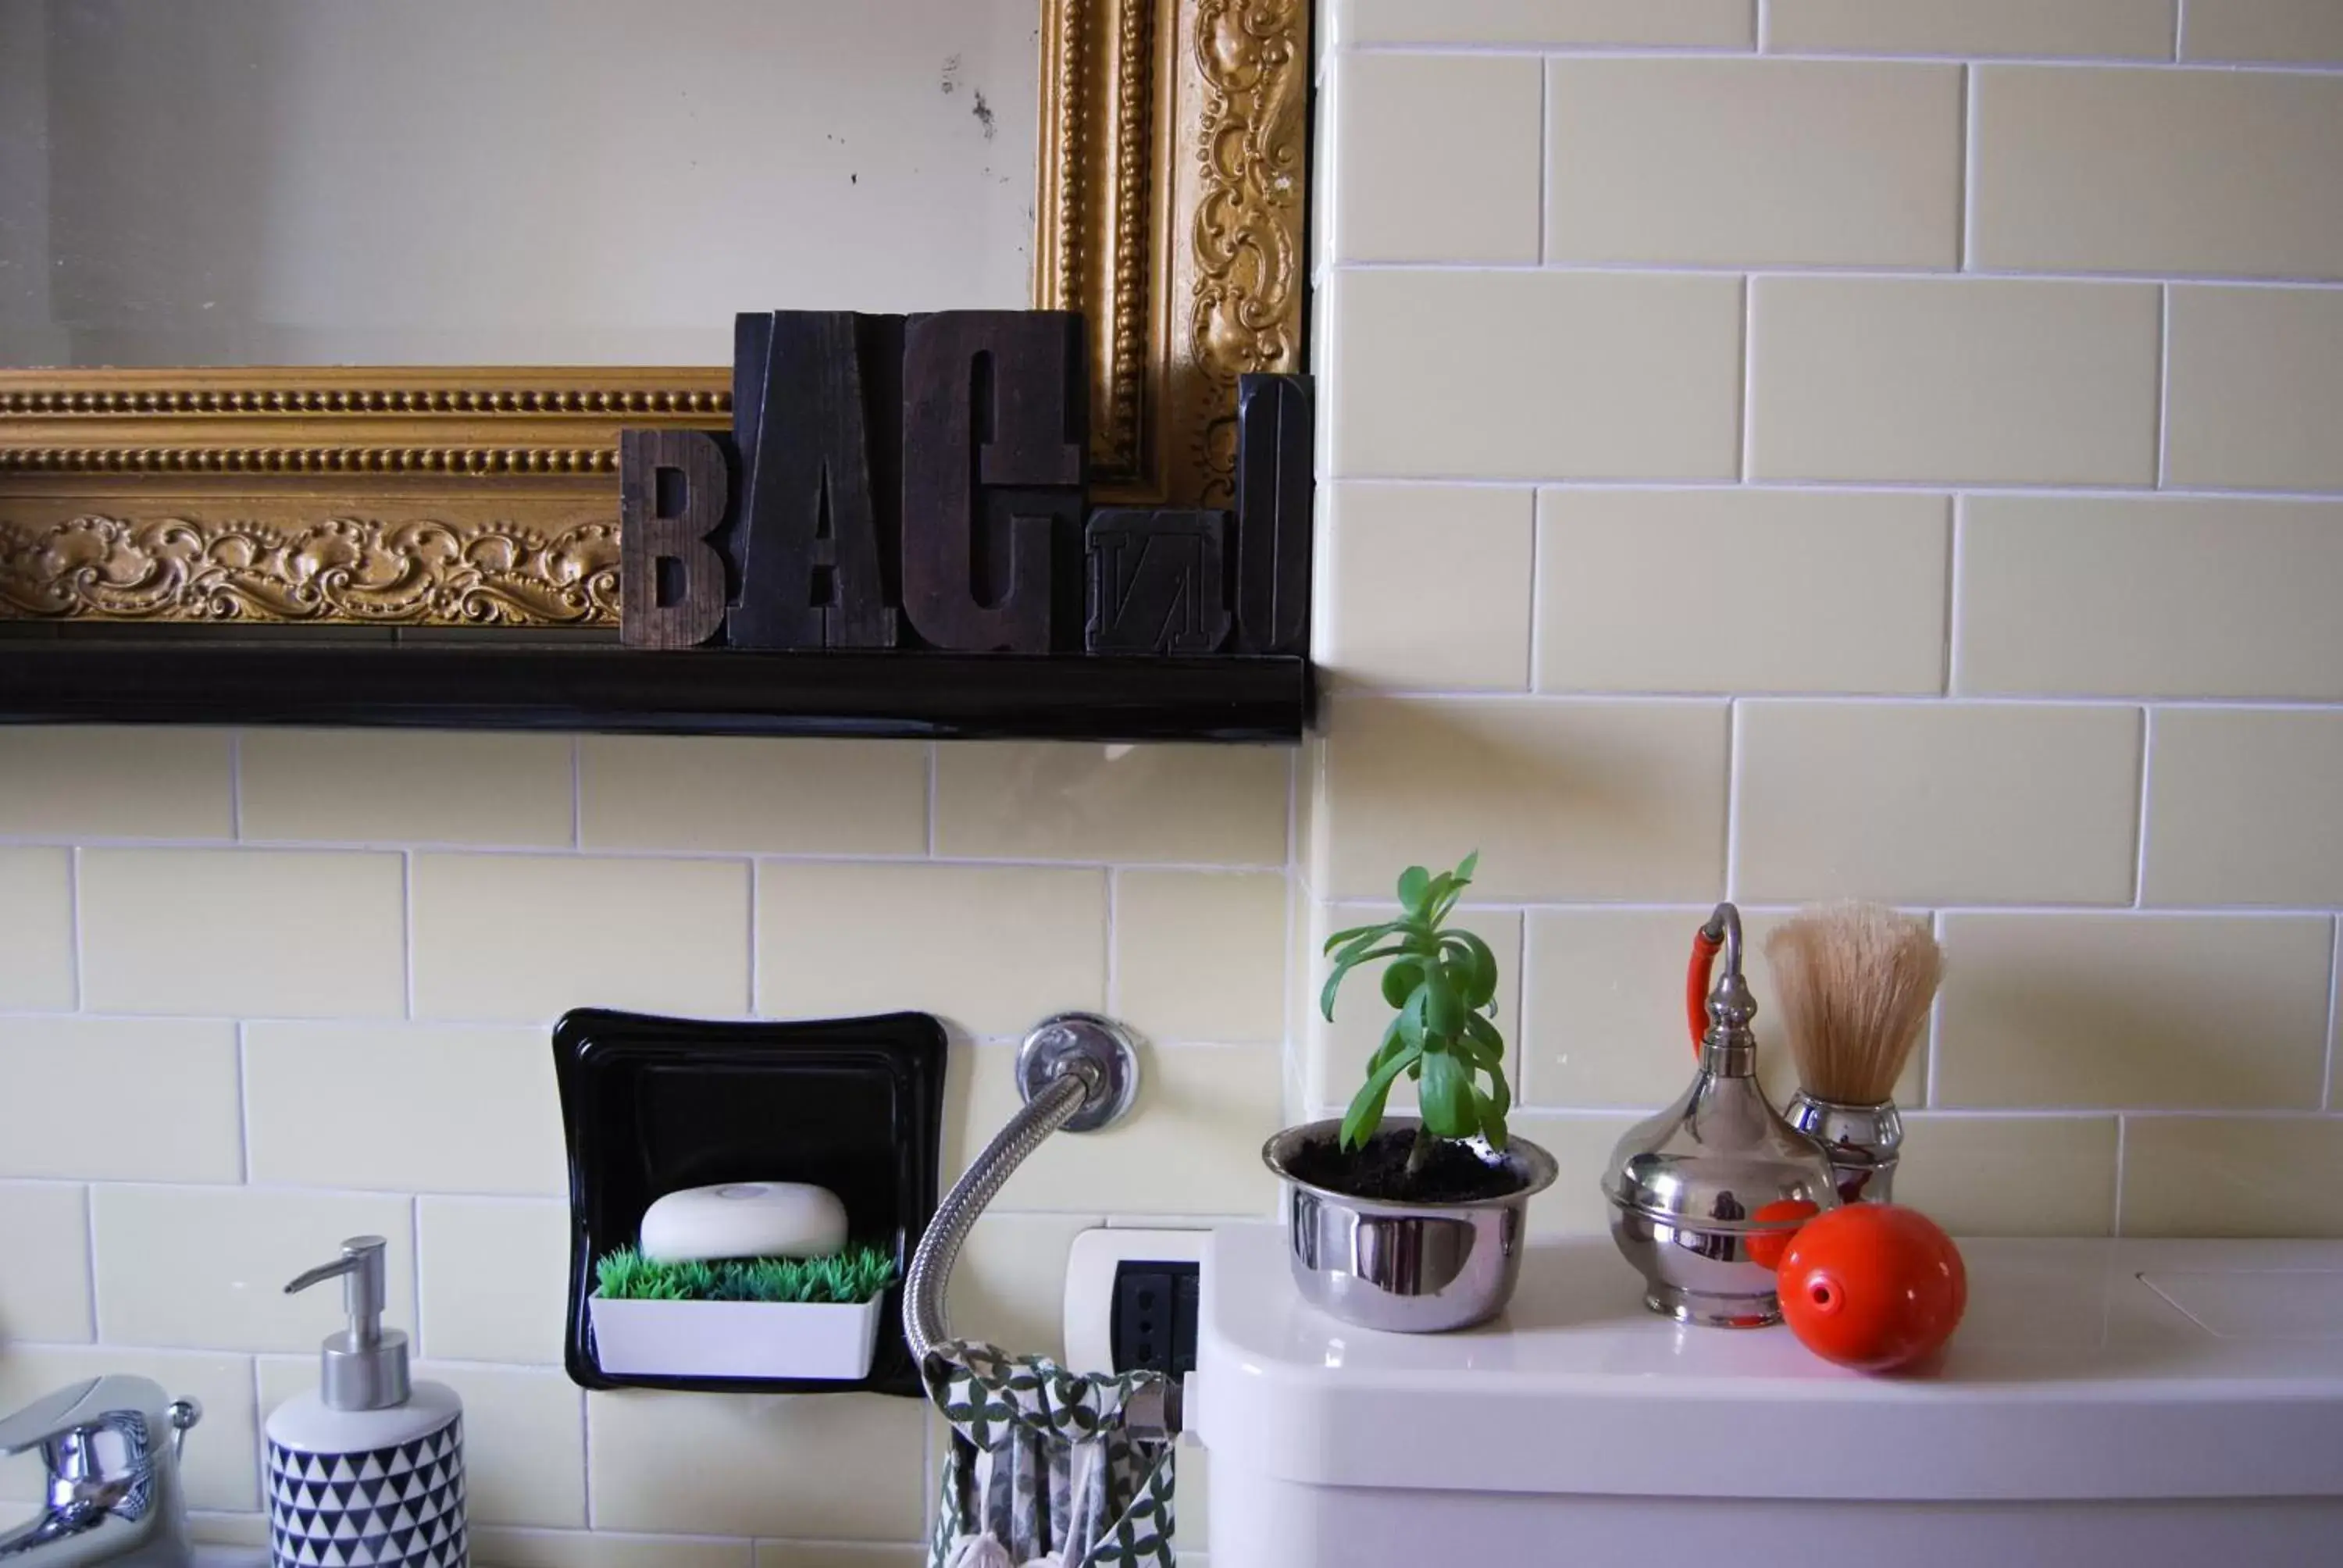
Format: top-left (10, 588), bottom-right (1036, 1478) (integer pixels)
top-left (266, 1236), bottom-right (468, 1568)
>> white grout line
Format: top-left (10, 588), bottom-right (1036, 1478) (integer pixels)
top-left (1303, 689), bottom-right (2343, 711)
top-left (2156, 283), bottom-right (2174, 487)
top-left (1104, 866), bottom-right (1124, 1016)
top-left (1721, 700), bottom-right (1744, 901)
top-left (1958, 65), bottom-right (1976, 270)
top-left (1942, 496), bottom-right (1963, 694)
top-left (746, 856), bottom-right (762, 1016)
top-left (1275, 473), bottom-right (2343, 499)
top-left (569, 736), bottom-right (584, 849)
top-left (248, 1361), bottom-right (267, 1499)
top-left (401, 852), bottom-right (417, 1020)
top-left (227, 732), bottom-right (244, 841)
top-left (1331, 258), bottom-right (2343, 288)
top-left (580, 1389), bottom-right (597, 1529)
top-left (1924, 910), bottom-right (1947, 1108)
top-left (2131, 708), bottom-right (2156, 908)
top-left (408, 1197), bottom-right (425, 1356)
top-left (0, 833), bottom-right (1296, 872)
top-left (235, 1021), bottom-right (253, 1183)
top-left (1754, 0), bottom-right (1771, 52)
top-left (1523, 487), bottom-right (1546, 692)
top-left (2324, 918), bottom-right (2341, 1112)
top-left (1339, 41), bottom-right (2343, 74)
top-left (1736, 276), bottom-right (1756, 480)
top-left (80, 1182), bottom-right (99, 1340)
top-left (2111, 1115), bottom-right (2130, 1236)
top-left (925, 743), bottom-right (940, 857)
top-left (66, 845), bottom-right (84, 1013)
top-left (1536, 58), bottom-right (1552, 266)
top-left (2172, 0), bottom-right (2188, 63)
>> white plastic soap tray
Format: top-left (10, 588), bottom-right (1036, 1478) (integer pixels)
top-left (588, 1295), bottom-right (885, 1381)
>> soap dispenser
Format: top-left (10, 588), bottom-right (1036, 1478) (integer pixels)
top-left (266, 1235), bottom-right (468, 1568)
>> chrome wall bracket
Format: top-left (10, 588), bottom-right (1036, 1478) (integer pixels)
top-left (1015, 1012), bottom-right (1142, 1133)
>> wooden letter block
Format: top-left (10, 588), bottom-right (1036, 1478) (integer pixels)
top-left (900, 311), bottom-right (1086, 652)
top-left (619, 429), bottom-right (729, 649)
top-left (1233, 372), bottom-right (1314, 655)
top-left (727, 311), bottom-right (902, 650)
top-left (1085, 509), bottom-right (1232, 655)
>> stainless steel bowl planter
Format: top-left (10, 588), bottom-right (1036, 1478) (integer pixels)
top-left (1263, 1117), bottom-right (1560, 1333)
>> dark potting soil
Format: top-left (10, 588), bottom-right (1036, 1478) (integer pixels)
top-left (1284, 1128), bottom-right (1523, 1203)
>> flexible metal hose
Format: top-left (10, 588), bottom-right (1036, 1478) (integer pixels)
top-left (904, 1061), bottom-right (1097, 1366)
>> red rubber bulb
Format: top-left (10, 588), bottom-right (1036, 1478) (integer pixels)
top-left (1778, 1204), bottom-right (1967, 1373)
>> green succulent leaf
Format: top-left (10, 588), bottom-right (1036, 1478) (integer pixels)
top-left (1329, 922), bottom-right (1404, 965)
top-left (1339, 1037), bottom-right (1425, 1150)
top-left (1471, 1086), bottom-right (1510, 1151)
top-left (1380, 957), bottom-right (1425, 1008)
top-left (1417, 1046), bottom-right (1476, 1139)
top-left (1421, 964), bottom-right (1465, 1037)
top-left (1395, 985), bottom-right (1428, 1051)
top-left (1320, 945), bottom-right (1407, 1021)
top-left (1442, 930), bottom-right (1500, 1008)
top-left (1453, 1023), bottom-right (1504, 1074)
top-left (1313, 851), bottom-right (1514, 1174)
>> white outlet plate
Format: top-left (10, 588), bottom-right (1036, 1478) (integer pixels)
top-left (1064, 1226), bottom-right (1208, 1374)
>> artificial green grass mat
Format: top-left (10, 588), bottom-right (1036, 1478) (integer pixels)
top-left (594, 1243), bottom-right (897, 1306)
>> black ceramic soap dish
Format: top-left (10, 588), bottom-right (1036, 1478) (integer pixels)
top-left (551, 1007), bottom-right (947, 1398)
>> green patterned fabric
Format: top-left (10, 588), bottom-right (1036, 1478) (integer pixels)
top-left (922, 1341), bottom-right (1176, 1568)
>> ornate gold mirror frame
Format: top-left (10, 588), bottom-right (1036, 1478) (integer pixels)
top-left (0, 0), bottom-right (1307, 629)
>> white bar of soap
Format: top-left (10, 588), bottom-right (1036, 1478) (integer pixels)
top-left (638, 1181), bottom-right (850, 1263)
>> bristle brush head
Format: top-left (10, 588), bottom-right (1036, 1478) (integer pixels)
top-left (1763, 902), bottom-right (1943, 1107)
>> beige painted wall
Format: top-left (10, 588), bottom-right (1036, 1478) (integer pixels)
top-left (5, 0), bottom-right (2343, 1561)
top-left (0, 0), bottom-right (1037, 365)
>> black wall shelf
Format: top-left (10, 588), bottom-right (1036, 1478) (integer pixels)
top-left (0, 641), bottom-right (1312, 743)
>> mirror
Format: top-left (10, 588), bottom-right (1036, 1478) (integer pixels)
top-left (0, 0), bottom-right (1038, 367)
top-left (0, 0), bottom-right (1309, 629)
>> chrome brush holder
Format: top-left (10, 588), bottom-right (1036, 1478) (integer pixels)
top-left (1784, 1091), bottom-right (1903, 1205)
top-left (1602, 903), bottom-right (1841, 1327)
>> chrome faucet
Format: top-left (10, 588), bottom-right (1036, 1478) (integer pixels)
top-left (0, 1376), bottom-right (201, 1567)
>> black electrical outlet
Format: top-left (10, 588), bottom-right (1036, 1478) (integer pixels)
top-left (1111, 1260), bottom-right (1201, 1377)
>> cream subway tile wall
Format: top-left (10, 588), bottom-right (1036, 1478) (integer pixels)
top-left (1544, 59), bottom-right (1964, 268)
top-left (238, 730), bottom-right (575, 847)
top-left (1332, 0), bottom-right (1757, 49)
top-left (1324, 483), bottom-right (1537, 690)
top-left (1334, 52), bottom-right (1543, 264)
top-left (1309, 2), bottom-right (2343, 1264)
top-left (1535, 490), bottom-right (1949, 695)
top-left (1970, 66), bottom-right (2343, 277)
top-left (0, 1184), bottom-right (93, 1342)
top-left (2181, 0), bottom-right (2343, 65)
top-left (1765, 0), bottom-right (2177, 59)
top-left (0, 848), bottom-right (73, 1010)
top-left (2163, 287), bottom-right (2343, 491)
top-left (0, 722), bottom-right (1300, 1559)
top-left (0, 1019), bottom-right (243, 1183)
top-left (1746, 277), bottom-right (2163, 484)
top-left (6, 6), bottom-right (2343, 1556)
top-left (1954, 498), bottom-right (2343, 699)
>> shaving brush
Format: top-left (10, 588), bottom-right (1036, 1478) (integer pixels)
top-left (1765, 903), bottom-right (1943, 1204)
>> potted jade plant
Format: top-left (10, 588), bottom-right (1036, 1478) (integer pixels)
top-left (1262, 852), bottom-right (1558, 1332)
top-left (587, 1243), bottom-right (898, 1380)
